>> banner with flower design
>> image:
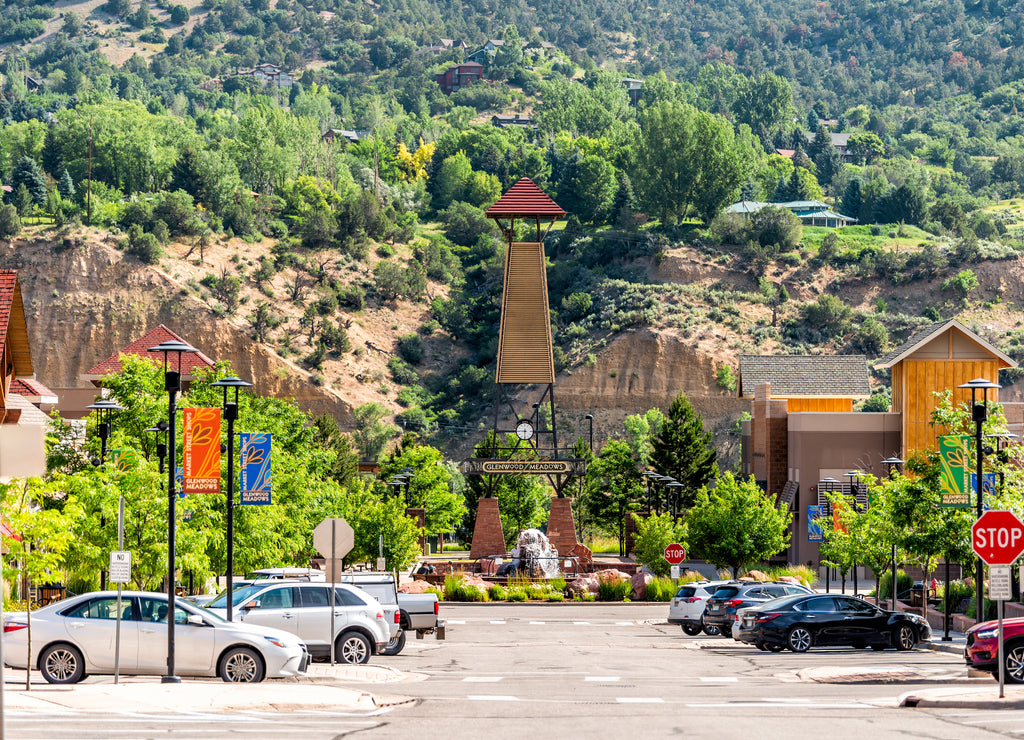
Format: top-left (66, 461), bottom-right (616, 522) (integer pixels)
top-left (182, 407), bottom-right (221, 493)
top-left (938, 434), bottom-right (971, 507)
top-left (240, 432), bottom-right (271, 505)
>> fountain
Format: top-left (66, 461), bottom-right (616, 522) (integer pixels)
top-left (500, 529), bottom-right (560, 579)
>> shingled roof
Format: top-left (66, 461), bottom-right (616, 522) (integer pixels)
top-left (875, 318), bottom-right (1016, 369)
top-left (486, 178), bottom-right (566, 219)
top-left (738, 354), bottom-right (870, 398)
top-left (0, 270), bottom-right (32, 378)
top-left (82, 325), bottom-right (215, 384)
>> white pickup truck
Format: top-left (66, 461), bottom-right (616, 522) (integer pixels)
top-left (337, 572), bottom-right (445, 655)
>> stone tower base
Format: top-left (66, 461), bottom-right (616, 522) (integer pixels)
top-left (546, 496), bottom-right (578, 560)
top-left (470, 497), bottom-right (506, 559)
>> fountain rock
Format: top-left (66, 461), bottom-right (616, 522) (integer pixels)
top-left (631, 571), bottom-right (653, 600)
top-left (510, 529), bottom-right (560, 579)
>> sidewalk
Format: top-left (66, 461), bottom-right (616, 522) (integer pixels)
top-left (1, 663), bottom-right (416, 714)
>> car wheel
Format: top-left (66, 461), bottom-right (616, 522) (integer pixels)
top-left (219, 647), bottom-right (265, 683)
top-left (701, 619), bottom-right (721, 636)
top-left (336, 632), bottom-right (372, 665)
top-left (894, 624), bottom-right (916, 651)
top-left (40, 644), bottom-right (85, 684)
top-left (380, 630), bottom-right (407, 656)
top-left (766, 643), bottom-right (786, 653)
top-left (1005, 643), bottom-right (1024, 683)
top-left (682, 624), bottom-right (703, 636)
top-left (787, 626), bottom-right (813, 653)
top-left (755, 642), bottom-right (767, 651)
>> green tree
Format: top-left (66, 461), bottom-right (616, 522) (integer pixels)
top-left (803, 294), bottom-right (852, 338)
top-left (587, 440), bottom-right (644, 556)
top-left (631, 512), bottom-right (687, 576)
top-left (11, 156), bottom-right (47, 208)
top-left (686, 472), bottom-right (792, 577)
top-left (352, 402), bottom-right (399, 461)
top-left (731, 73), bottom-right (793, 139)
top-left (379, 439), bottom-right (467, 538)
top-left (650, 392), bottom-right (717, 510)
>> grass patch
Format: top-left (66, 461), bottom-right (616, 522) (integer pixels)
top-left (444, 573), bottom-right (489, 602)
top-left (644, 577), bottom-right (676, 601)
top-left (587, 536), bottom-right (620, 554)
top-left (597, 574), bottom-right (632, 601)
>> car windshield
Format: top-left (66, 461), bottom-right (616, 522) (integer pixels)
top-left (181, 599), bottom-right (226, 623)
top-left (711, 586), bottom-right (740, 599)
top-left (207, 584), bottom-right (268, 609)
top-left (351, 583), bottom-right (397, 605)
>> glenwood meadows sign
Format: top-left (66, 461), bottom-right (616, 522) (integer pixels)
top-left (462, 459), bottom-right (587, 475)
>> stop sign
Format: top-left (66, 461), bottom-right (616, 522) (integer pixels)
top-left (972, 510), bottom-right (1024, 565)
top-left (664, 543), bottom-right (686, 565)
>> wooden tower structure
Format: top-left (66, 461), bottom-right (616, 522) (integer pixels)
top-left (463, 179), bottom-right (586, 560)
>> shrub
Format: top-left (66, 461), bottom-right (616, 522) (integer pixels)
top-left (547, 592), bottom-right (565, 602)
top-left (0, 205), bottom-right (22, 239)
top-left (877, 570), bottom-right (914, 601)
top-left (716, 365), bottom-right (737, 391)
top-left (507, 588), bottom-right (527, 602)
top-left (124, 223), bottom-right (162, 264)
top-left (597, 574), bottom-right (632, 601)
top-left (942, 269), bottom-right (979, 299)
top-left (397, 333), bottom-right (424, 364)
top-left (488, 584), bottom-right (507, 600)
top-left (940, 579), bottom-right (974, 614)
top-left (645, 577), bottom-right (676, 601)
top-left (444, 574), bottom-right (489, 602)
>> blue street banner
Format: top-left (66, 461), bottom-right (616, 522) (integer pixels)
top-left (971, 472), bottom-right (998, 497)
top-left (240, 433), bottom-right (271, 505)
top-left (808, 505), bottom-right (828, 542)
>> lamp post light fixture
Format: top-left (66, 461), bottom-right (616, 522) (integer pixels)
top-left (584, 414), bottom-right (594, 452)
top-left (820, 478), bottom-right (841, 593)
top-left (881, 457), bottom-right (904, 610)
top-left (210, 376), bottom-right (252, 623)
top-left (666, 481), bottom-right (684, 521)
top-left (87, 399), bottom-right (123, 590)
top-left (148, 338), bottom-right (199, 684)
top-left (642, 471), bottom-right (660, 515)
top-left (959, 377), bottom-right (1001, 626)
top-left (845, 470), bottom-right (863, 596)
top-left (653, 476), bottom-right (675, 515)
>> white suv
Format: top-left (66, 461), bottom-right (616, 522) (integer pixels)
top-left (206, 581), bottom-right (391, 664)
top-left (668, 580), bottom-right (732, 636)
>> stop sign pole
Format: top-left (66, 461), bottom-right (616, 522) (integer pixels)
top-left (972, 509), bottom-right (1024, 699)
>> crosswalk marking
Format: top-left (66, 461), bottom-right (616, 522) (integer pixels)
top-left (530, 621), bottom-right (546, 625)
top-left (573, 621), bottom-right (591, 625)
top-left (617, 697), bottom-right (664, 703)
top-left (616, 621), bottom-right (634, 626)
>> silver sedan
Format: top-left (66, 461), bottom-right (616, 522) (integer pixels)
top-left (2, 591), bottom-right (309, 683)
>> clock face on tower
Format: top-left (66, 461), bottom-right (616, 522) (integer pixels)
top-left (515, 419), bottom-right (535, 441)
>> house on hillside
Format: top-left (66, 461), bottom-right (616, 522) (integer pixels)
top-left (232, 63), bottom-right (293, 89)
top-left (0, 270), bottom-right (50, 481)
top-left (739, 320), bottom-right (1023, 568)
top-left (621, 78), bottom-right (643, 106)
top-left (724, 200), bottom-right (856, 228)
top-left (491, 114), bottom-right (534, 129)
top-left (436, 62), bottom-right (484, 95)
top-left (803, 131), bottom-right (852, 161)
top-left (466, 40), bottom-right (504, 65)
top-left (322, 129), bottom-right (370, 144)
top-left (418, 39), bottom-right (469, 55)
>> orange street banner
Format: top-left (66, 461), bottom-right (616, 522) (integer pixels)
top-left (183, 407), bottom-right (221, 493)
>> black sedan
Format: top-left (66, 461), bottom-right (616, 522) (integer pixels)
top-left (742, 593), bottom-right (932, 653)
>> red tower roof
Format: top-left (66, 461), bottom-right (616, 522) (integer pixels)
top-left (486, 178), bottom-right (566, 219)
top-left (83, 324), bottom-right (215, 384)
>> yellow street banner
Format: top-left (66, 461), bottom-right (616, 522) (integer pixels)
top-left (938, 434), bottom-right (971, 507)
top-left (183, 407), bottom-right (221, 493)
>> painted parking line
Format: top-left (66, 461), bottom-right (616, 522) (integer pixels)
top-left (616, 621), bottom-right (634, 626)
top-left (468, 695), bottom-right (520, 701)
top-left (446, 620), bottom-right (466, 625)
top-left (530, 621), bottom-right (546, 625)
top-left (490, 620), bottom-right (507, 625)
top-left (585, 676), bottom-right (620, 682)
top-left (699, 677), bottom-right (739, 682)
top-left (463, 676), bottom-right (503, 682)
top-left (685, 702), bottom-right (870, 709)
top-left (573, 621), bottom-right (591, 625)
top-left (617, 697), bottom-right (664, 703)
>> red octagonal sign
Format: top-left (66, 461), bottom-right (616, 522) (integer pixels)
top-left (664, 543), bottom-right (686, 565)
top-left (972, 510), bottom-right (1024, 565)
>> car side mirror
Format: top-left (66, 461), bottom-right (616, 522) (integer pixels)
top-left (186, 614), bottom-right (203, 626)
top-left (243, 600), bottom-right (261, 610)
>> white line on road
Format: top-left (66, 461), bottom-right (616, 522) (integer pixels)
top-left (685, 702), bottom-right (870, 709)
top-left (616, 622), bottom-right (634, 626)
top-left (446, 620), bottom-right (466, 624)
top-left (468, 695), bottom-right (520, 701)
top-left (490, 620), bottom-right (507, 624)
top-left (573, 621), bottom-right (591, 625)
top-left (529, 621), bottom-right (546, 625)
top-left (617, 697), bottom-right (664, 703)
top-left (585, 676), bottom-right (620, 682)
top-left (699, 677), bottom-right (739, 682)
top-left (463, 676), bottom-right (503, 682)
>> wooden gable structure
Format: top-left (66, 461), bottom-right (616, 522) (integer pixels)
top-left (0, 270), bottom-right (33, 423)
top-left (737, 354), bottom-right (870, 412)
top-left (876, 319), bottom-right (1017, 456)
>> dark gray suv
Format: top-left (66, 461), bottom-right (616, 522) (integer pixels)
top-left (702, 581), bottom-right (814, 635)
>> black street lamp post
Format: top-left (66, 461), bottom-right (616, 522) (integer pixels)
top-left (820, 478), bottom-right (840, 593)
top-left (87, 399), bottom-right (122, 590)
top-left (642, 471), bottom-right (660, 515)
top-left (210, 376), bottom-right (252, 623)
top-left (666, 481), bottom-right (684, 521)
top-left (845, 470), bottom-right (862, 596)
top-left (959, 378), bottom-right (1000, 626)
top-left (148, 339), bottom-right (198, 684)
top-left (882, 456), bottom-right (904, 611)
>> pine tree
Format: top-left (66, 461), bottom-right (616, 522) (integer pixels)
top-left (650, 393), bottom-right (718, 511)
top-left (840, 178), bottom-right (862, 219)
top-left (11, 157), bottom-right (47, 208)
top-left (41, 126), bottom-right (63, 176)
top-left (58, 169), bottom-right (75, 201)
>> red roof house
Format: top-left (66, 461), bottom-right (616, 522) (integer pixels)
top-left (81, 325), bottom-right (215, 386)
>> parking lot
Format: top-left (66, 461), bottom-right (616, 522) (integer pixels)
top-left (6, 602), bottom-right (1022, 739)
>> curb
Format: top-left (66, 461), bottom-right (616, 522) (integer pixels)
top-left (926, 640), bottom-right (966, 656)
top-left (900, 692), bottom-right (1024, 709)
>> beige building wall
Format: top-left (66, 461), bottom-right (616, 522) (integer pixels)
top-left (0, 395), bottom-right (48, 481)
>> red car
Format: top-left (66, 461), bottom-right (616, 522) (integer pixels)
top-left (965, 617), bottom-right (1024, 682)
